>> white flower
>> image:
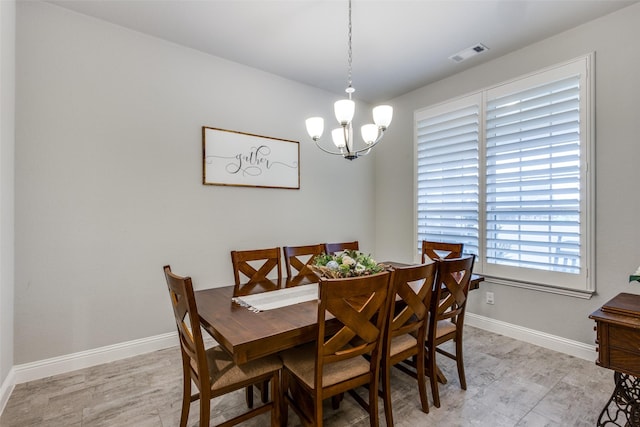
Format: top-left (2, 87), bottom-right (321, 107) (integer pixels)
top-left (313, 250), bottom-right (383, 278)
top-left (342, 255), bottom-right (356, 266)
top-left (327, 260), bottom-right (340, 270)
top-left (635, 265), bottom-right (640, 275)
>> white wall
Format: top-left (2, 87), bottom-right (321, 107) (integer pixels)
top-left (375, 3), bottom-right (640, 345)
top-left (0, 0), bottom-right (16, 389)
top-left (14, 0), bottom-right (640, 368)
top-left (14, 1), bottom-right (378, 364)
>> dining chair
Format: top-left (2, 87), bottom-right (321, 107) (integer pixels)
top-left (283, 243), bottom-right (325, 284)
top-left (421, 240), bottom-right (463, 263)
top-left (162, 265), bottom-right (282, 427)
top-left (230, 247), bottom-right (282, 406)
top-left (279, 271), bottom-right (393, 427)
top-left (425, 255), bottom-right (475, 408)
top-left (381, 262), bottom-right (438, 426)
top-left (324, 240), bottom-right (359, 254)
top-left (230, 247), bottom-right (282, 296)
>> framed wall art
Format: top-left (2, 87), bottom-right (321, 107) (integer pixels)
top-left (202, 127), bottom-right (300, 189)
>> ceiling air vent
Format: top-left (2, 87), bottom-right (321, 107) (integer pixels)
top-left (449, 43), bottom-right (489, 63)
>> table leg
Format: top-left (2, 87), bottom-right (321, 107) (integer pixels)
top-left (597, 372), bottom-right (640, 426)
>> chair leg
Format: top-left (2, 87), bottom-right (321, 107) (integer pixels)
top-left (369, 372), bottom-right (380, 427)
top-left (180, 369), bottom-right (191, 427)
top-left (382, 359), bottom-right (394, 427)
top-left (313, 392), bottom-right (323, 427)
top-left (456, 333), bottom-right (467, 390)
top-left (416, 346), bottom-right (430, 414)
top-left (281, 371), bottom-right (289, 427)
top-left (199, 391), bottom-right (210, 427)
top-left (331, 393), bottom-right (344, 410)
top-left (261, 379), bottom-right (270, 403)
top-left (426, 345), bottom-right (440, 408)
top-left (271, 372), bottom-right (280, 427)
top-left (245, 385), bottom-right (254, 408)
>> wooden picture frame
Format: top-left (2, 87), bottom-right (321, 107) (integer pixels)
top-left (202, 127), bottom-right (300, 189)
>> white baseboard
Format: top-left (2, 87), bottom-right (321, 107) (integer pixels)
top-left (12, 332), bottom-right (178, 385)
top-left (1, 316), bottom-right (595, 417)
top-left (466, 312), bottom-right (597, 361)
top-left (0, 367), bottom-right (16, 416)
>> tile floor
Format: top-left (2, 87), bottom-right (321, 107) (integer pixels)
top-left (0, 327), bottom-right (617, 426)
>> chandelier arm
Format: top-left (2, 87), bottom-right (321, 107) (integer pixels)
top-left (354, 147), bottom-right (373, 157)
top-left (350, 146), bottom-right (375, 156)
top-left (314, 140), bottom-right (349, 156)
top-left (312, 132), bottom-right (384, 158)
top-left (348, 128), bottom-right (387, 155)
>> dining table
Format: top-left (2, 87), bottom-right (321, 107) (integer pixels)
top-left (195, 262), bottom-right (484, 365)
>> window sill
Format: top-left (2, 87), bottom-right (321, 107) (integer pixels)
top-left (483, 276), bottom-right (594, 299)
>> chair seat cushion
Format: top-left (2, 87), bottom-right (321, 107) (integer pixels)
top-left (390, 333), bottom-right (418, 357)
top-left (280, 343), bottom-right (370, 389)
top-left (435, 319), bottom-right (457, 339)
top-left (206, 345), bottom-right (282, 391)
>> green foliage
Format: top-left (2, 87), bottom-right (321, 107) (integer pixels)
top-left (311, 249), bottom-right (385, 278)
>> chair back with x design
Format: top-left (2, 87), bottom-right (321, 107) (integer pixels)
top-left (283, 244), bottom-right (325, 285)
top-left (230, 247), bottom-right (282, 296)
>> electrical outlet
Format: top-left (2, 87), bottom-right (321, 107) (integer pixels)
top-left (486, 291), bottom-right (495, 305)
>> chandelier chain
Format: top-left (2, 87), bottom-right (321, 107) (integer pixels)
top-left (347, 0), bottom-right (353, 97)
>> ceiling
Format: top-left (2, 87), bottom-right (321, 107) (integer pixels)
top-left (46, 0), bottom-right (638, 104)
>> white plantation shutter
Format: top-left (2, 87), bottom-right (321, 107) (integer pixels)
top-left (486, 75), bottom-right (580, 273)
top-left (483, 59), bottom-right (590, 290)
top-left (416, 95), bottom-right (480, 257)
top-left (415, 56), bottom-right (593, 293)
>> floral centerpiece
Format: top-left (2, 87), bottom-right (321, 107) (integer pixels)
top-left (310, 250), bottom-right (386, 279)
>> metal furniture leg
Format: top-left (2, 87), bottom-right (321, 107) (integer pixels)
top-left (597, 372), bottom-right (640, 427)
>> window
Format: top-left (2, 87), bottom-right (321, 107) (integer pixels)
top-left (416, 96), bottom-right (481, 254)
top-left (415, 56), bottom-right (594, 294)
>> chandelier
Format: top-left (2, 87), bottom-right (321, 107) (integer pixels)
top-left (305, 0), bottom-right (393, 161)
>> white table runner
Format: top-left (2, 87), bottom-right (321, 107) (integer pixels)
top-left (232, 283), bottom-right (319, 312)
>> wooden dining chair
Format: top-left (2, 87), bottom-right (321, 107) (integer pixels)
top-left (230, 247), bottom-right (282, 296)
top-left (381, 262), bottom-right (438, 426)
top-left (283, 243), bottom-right (325, 284)
top-left (324, 240), bottom-right (359, 254)
top-left (162, 265), bottom-right (282, 427)
top-left (230, 247), bottom-right (282, 405)
top-left (425, 255), bottom-right (475, 408)
top-left (421, 240), bottom-right (463, 263)
top-left (279, 271), bottom-right (393, 427)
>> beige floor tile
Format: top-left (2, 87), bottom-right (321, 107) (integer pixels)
top-left (0, 326), bottom-right (616, 426)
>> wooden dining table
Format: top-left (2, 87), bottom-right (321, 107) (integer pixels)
top-left (195, 264), bottom-right (484, 365)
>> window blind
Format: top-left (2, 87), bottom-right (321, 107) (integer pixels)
top-left (416, 100), bottom-right (479, 256)
top-left (485, 75), bottom-right (581, 274)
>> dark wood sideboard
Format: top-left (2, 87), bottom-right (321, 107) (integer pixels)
top-left (590, 292), bottom-right (640, 426)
